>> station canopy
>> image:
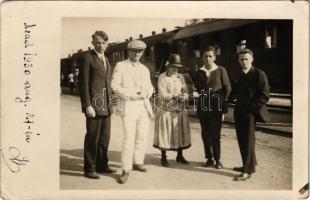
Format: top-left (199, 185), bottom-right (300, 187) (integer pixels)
top-left (174, 19), bottom-right (261, 40)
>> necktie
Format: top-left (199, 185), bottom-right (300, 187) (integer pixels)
top-left (99, 55), bottom-right (106, 71)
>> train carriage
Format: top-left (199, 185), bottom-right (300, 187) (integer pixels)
top-left (171, 19), bottom-right (293, 93)
top-left (61, 19), bottom-right (292, 98)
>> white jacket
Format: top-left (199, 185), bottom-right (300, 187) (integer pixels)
top-left (111, 59), bottom-right (154, 117)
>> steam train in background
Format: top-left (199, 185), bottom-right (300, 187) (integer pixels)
top-left (61, 19), bottom-right (293, 97)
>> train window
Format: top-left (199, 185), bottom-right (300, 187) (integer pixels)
top-left (150, 46), bottom-right (154, 61)
top-left (179, 41), bottom-right (187, 57)
top-left (113, 53), bottom-right (116, 61)
top-left (212, 33), bottom-right (221, 45)
top-left (192, 37), bottom-right (200, 49)
top-left (216, 47), bottom-right (221, 56)
top-left (213, 45), bottom-right (221, 56)
top-left (119, 51), bottom-right (123, 60)
top-left (119, 51), bottom-right (123, 61)
top-left (192, 36), bottom-right (200, 58)
top-left (194, 50), bottom-right (200, 58)
top-left (117, 51), bottom-right (121, 61)
top-left (145, 46), bottom-right (150, 57)
top-left (236, 40), bottom-right (246, 53)
top-left (124, 50), bottom-right (129, 60)
top-left (265, 27), bottom-right (277, 48)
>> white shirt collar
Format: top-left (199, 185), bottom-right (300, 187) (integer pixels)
top-left (94, 49), bottom-right (105, 58)
top-left (200, 63), bottom-right (218, 72)
top-left (200, 64), bottom-right (218, 77)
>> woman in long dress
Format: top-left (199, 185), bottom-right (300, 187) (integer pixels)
top-left (153, 54), bottom-right (191, 167)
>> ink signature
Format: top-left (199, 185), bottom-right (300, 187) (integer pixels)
top-left (0, 147), bottom-right (29, 173)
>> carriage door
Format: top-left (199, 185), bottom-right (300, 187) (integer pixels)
top-left (154, 42), bottom-right (170, 73)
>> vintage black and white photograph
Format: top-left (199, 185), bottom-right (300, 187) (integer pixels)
top-left (60, 17), bottom-right (293, 190)
top-left (1, 1), bottom-right (308, 199)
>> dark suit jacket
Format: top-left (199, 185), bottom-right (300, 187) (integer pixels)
top-left (79, 50), bottom-right (112, 116)
top-left (193, 66), bottom-right (231, 117)
top-left (235, 67), bottom-right (270, 123)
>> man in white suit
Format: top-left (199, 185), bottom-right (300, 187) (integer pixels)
top-left (111, 40), bottom-right (154, 184)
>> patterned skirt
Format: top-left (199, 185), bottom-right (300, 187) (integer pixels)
top-left (153, 109), bottom-right (191, 150)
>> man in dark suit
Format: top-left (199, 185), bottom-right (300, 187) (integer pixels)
top-left (79, 31), bottom-right (116, 179)
top-left (233, 48), bottom-right (270, 181)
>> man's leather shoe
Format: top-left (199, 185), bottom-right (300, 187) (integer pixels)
top-left (96, 167), bottom-right (117, 173)
top-left (133, 164), bottom-right (147, 172)
top-left (161, 157), bottom-right (169, 167)
top-left (233, 167), bottom-right (244, 172)
top-left (202, 159), bottom-right (214, 167)
top-left (215, 160), bottom-right (223, 169)
top-left (118, 171), bottom-right (129, 184)
top-left (176, 156), bottom-right (189, 165)
top-left (84, 172), bottom-right (100, 179)
top-left (234, 173), bottom-right (251, 181)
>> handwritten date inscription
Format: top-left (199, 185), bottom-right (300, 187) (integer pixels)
top-left (5, 23), bottom-right (38, 173)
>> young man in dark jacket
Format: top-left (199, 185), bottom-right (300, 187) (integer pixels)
top-left (233, 48), bottom-right (270, 181)
top-left (79, 31), bottom-right (116, 179)
top-left (193, 46), bottom-right (231, 169)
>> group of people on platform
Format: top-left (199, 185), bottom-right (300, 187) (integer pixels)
top-left (78, 30), bottom-right (270, 184)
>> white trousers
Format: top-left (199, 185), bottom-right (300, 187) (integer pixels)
top-left (121, 101), bottom-right (150, 172)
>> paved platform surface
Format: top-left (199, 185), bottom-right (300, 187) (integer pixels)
top-left (60, 94), bottom-right (292, 190)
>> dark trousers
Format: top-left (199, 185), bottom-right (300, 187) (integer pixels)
top-left (84, 115), bottom-right (111, 173)
top-left (234, 110), bottom-right (257, 174)
top-left (199, 114), bottom-right (222, 161)
top-left (69, 82), bottom-right (75, 93)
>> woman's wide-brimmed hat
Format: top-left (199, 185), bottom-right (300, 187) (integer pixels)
top-left (167, 54), bottom-right (183, 68)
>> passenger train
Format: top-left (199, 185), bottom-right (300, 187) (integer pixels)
top-left (61, 19), bottom-right (293, 96)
